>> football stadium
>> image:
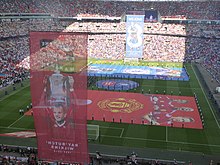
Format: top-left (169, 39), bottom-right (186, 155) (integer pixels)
top-left (0, 0), bottom-right (220, 164)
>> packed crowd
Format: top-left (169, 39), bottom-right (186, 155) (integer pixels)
top-left (0, 20), bottom-right (28, 37)
top-left (87, 34), bottom-right (186, 62)
top-left (0, 1), bottom-right (220, 165)
top-left (0, 1), bottom-right (220, 88)
top-left (1, 145), bottom-right (187, 165)
top-left (65, 21), bottom-right (187, 62)
top-left (0, 19), bottom-right (71, 38)
top-left (1, 144), bottom-right (217, 165)
top-left (185, 37), bottom-right (220, 83)
top-left (0, 36), bottom-right (29, 88)
top-left (0, 0), bottom-right (219, 20)
top-left (0, 144), bottom-right (37, 165)
top-left (1, 20), bottom-right (220, 87)
top-left (65, 22), bottom-right (186, 35)
top-left (186, 24), bottom-right (220, 38)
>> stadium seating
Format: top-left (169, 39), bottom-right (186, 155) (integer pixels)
top-left (0, 1), bottom-right (220, 164)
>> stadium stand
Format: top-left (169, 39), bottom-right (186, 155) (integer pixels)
top-left (0, 0), bottom-right (220, 164)
top-left (0, 0), bottom-right (219, 20)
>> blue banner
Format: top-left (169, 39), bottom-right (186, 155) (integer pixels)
top-left (126, 15), bottom-right (144, 58)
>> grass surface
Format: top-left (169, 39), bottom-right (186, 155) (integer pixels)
top-left (0, 63), bottom-right (220, 155)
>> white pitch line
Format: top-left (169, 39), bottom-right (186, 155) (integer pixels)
top-left (0, 126), bottom-right (34, 131)
top-left (167, 140), bottom-right (220, 148)
top-left (166, 126), bottom-right (168, 142)
top-left (99, 126), bottom-right (124, 137)
top-left (141, 84), bottom-right (201, 90)
top-left (120, 128), bottom-right (124, 138)
top-left (3, 125), bottom-right (220, 148)
top-left (101, 134), bottom-right (220, 148)
top-left (191, 64), bottom-right (220, 129)
top-left (100, 126), bottom-right (124, 130)
top-left (0, 86), bottom-right (29, 102)
top-left (7, 115), bottom-right (25, 128)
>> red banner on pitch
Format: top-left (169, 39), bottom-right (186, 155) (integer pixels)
top-left (30, 32), bottom-right (89, 164)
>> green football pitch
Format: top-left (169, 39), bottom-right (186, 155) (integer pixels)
top-left (0, 63), bottom-right (220, 156)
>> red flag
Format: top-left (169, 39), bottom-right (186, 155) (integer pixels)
top-left (30, 32), bottom-right (89, 164)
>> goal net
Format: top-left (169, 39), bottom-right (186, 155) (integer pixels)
top-left (87, 124), bottom-right (99, 141)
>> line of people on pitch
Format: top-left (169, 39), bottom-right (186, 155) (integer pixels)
top-left (19, 103), bottom-right (32, 115)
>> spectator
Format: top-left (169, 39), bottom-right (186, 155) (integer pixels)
top-left (96, 151), bottom-right (102, 165)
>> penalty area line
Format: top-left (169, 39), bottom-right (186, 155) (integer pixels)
top-left (166, 126), bottom-right (168, 142)
top-left (120, 128), bottom-right (124, 138)
top-left (7, 115), bottom-right (25, 128)
top-left (99, 126), bottom-right (124, 137)
top-left (100, 134), bottom-right (220, 148)
top-left (0, 126), bottom-right (34, 131)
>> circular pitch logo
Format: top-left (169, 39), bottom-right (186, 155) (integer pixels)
top-left (98, 98), bottom-right (143, 113)
top-left (96, 79), bottom-right (139, 91)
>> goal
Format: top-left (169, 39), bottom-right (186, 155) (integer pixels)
top-left (87, 124), bottom-right (99, 141)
